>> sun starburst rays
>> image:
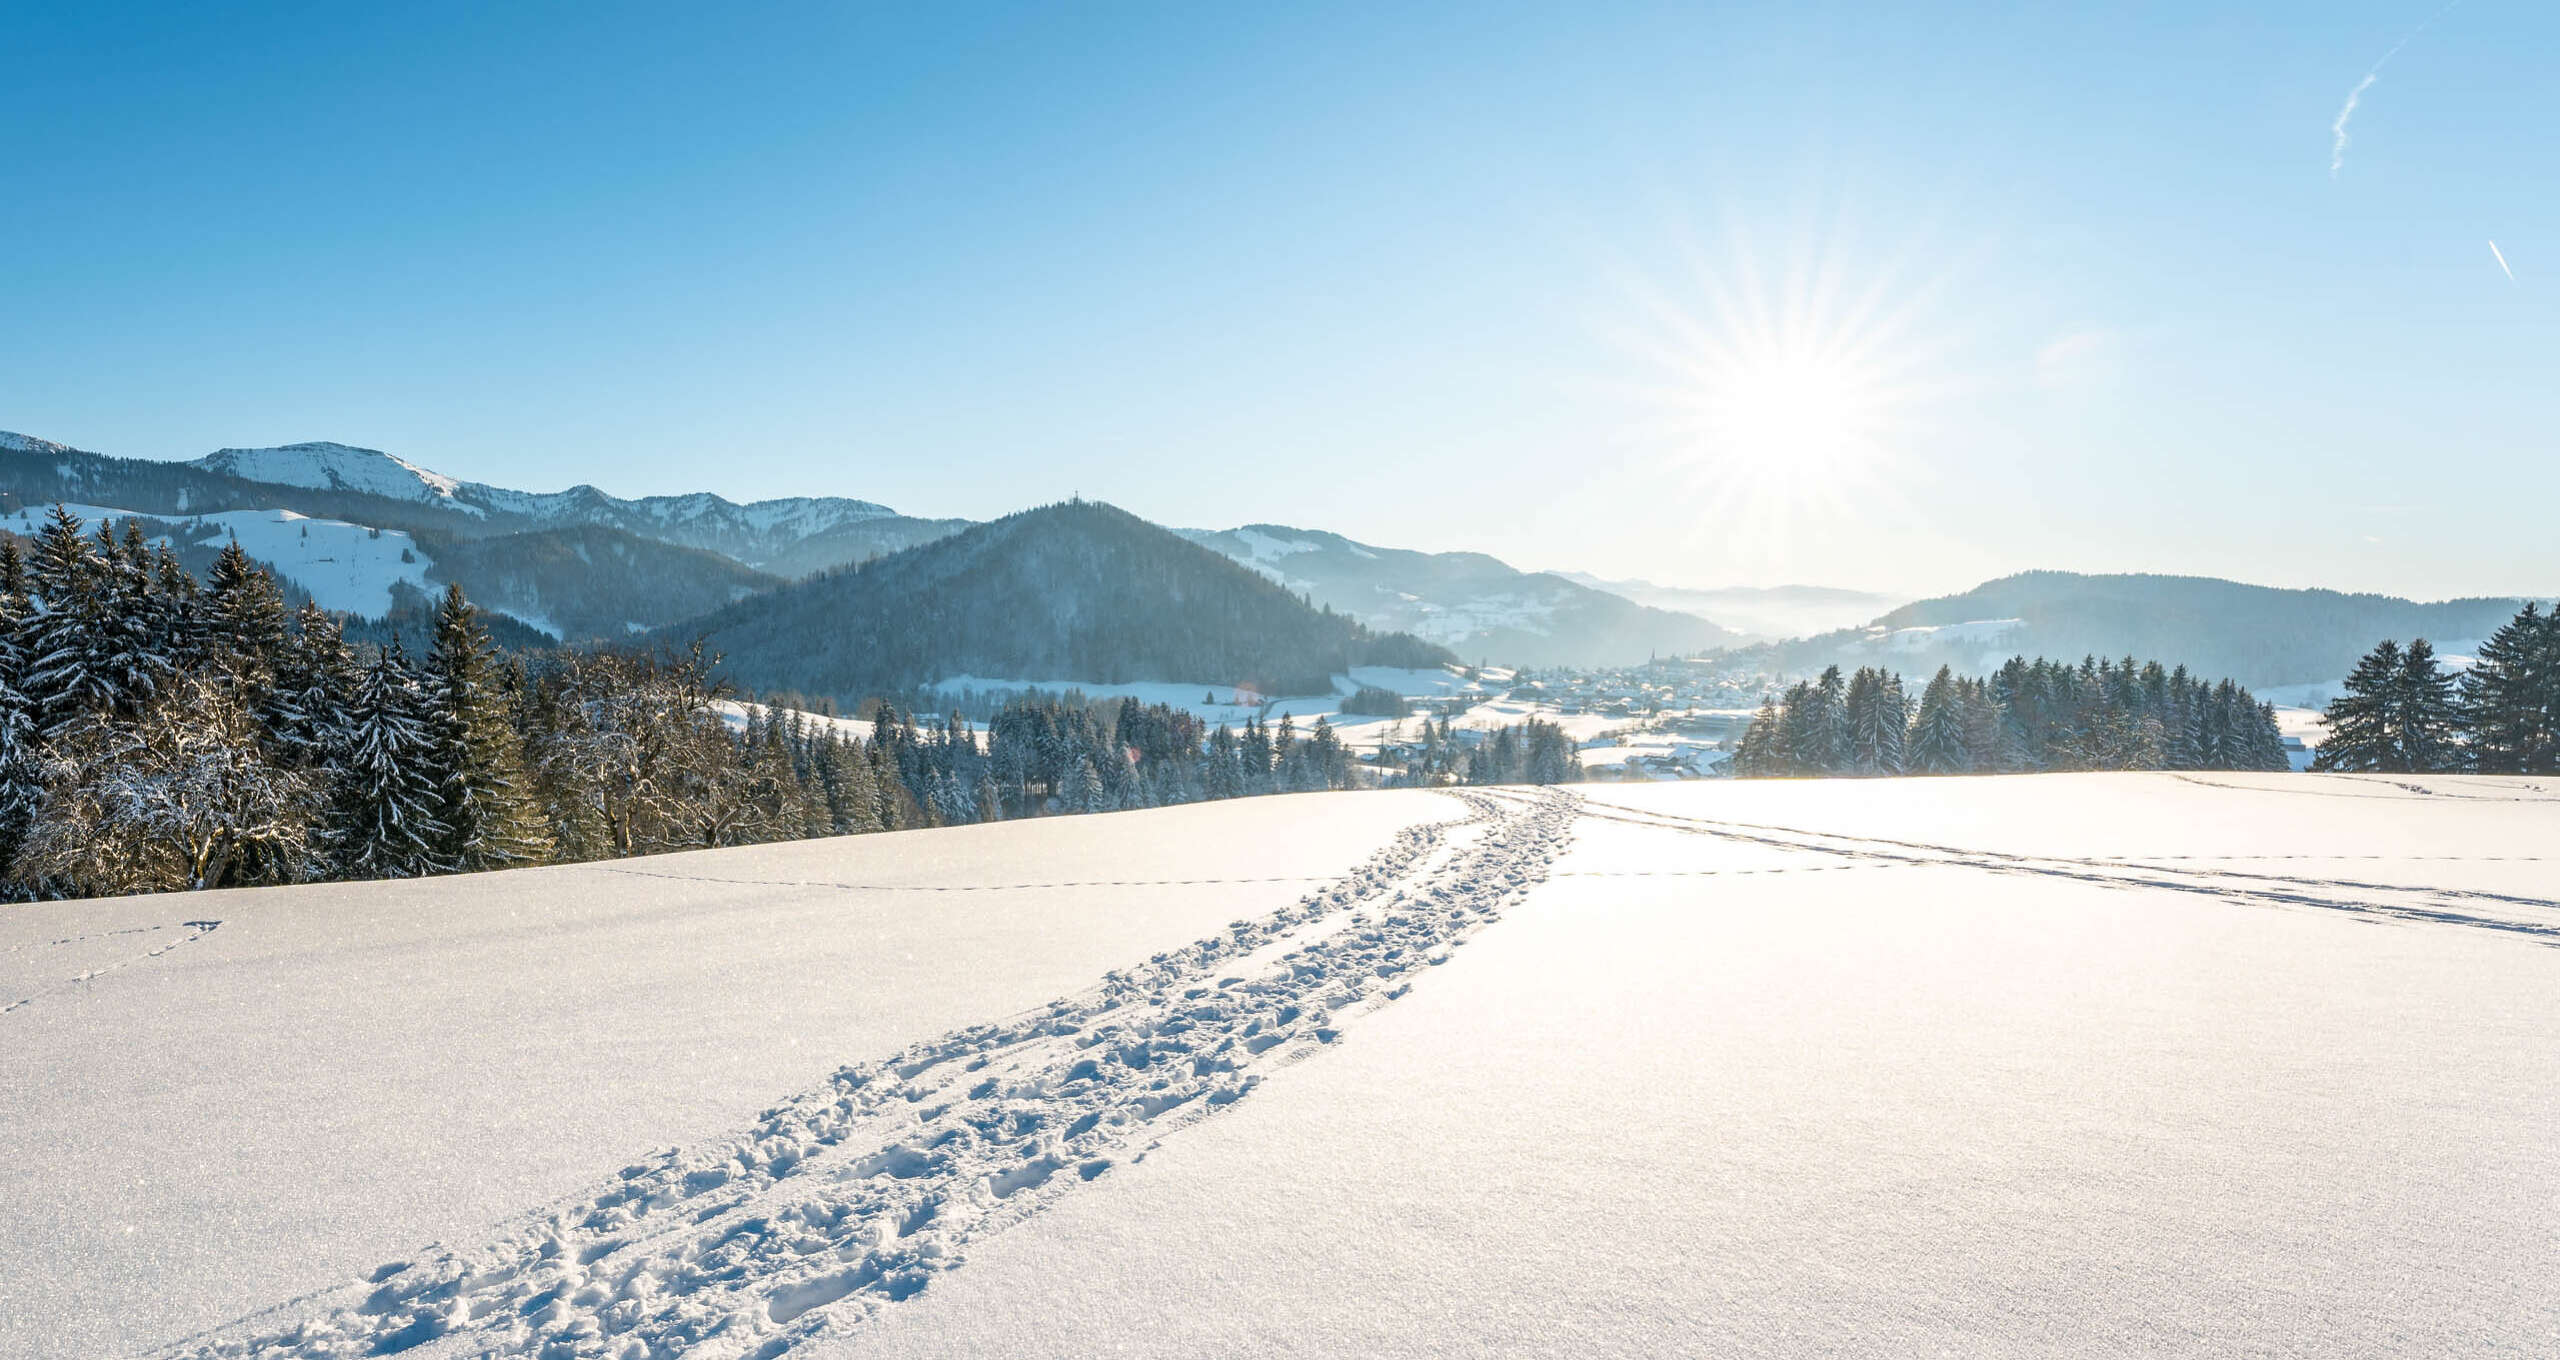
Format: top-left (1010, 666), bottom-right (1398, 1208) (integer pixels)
top-left (1590, 220), bottom-right (1977, 575)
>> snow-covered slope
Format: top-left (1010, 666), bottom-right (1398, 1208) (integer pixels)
top-left (0, 503), bottom-right (434, 617)
top-left (0, 430), bottom-right (79, 456)
top-left (11, 775), bottom-right (2559, 1358)
top-left (195, 442), bottom-right (473, 511)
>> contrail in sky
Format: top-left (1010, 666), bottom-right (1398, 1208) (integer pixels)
top-left (2330, 0), bottom-right (2463, 177)
top-left (2488, 240), bottom-right (2514, 281)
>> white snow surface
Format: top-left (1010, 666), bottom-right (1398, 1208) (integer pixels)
top-left (192, 509), bottom-right (435, 617)
top-left (0, 504), bottom-right (436, 618)
top-left (1227, 527), bottom-right (1323, 563)
top-left (3, 794), bottom-right (1452, 1360)
top-left (10, 774), bottom-right (2560, 1358)
top-left (713, 699), bottom-right (876, 744)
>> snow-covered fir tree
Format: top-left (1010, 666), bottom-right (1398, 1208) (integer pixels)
top-left (424, 584), bottom-right (552, 870)
top-left (1907, 667), bottom-right (1968, 774)
top-left (2461, 604), bottom-right (2558, 774)
top-left (330, 638), bottom-right (452, 879)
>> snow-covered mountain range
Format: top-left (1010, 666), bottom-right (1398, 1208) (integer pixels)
top-left (189, 441), bottom-right (935, 572)
top-left (2, 431), bottom-right (1758, 662)
top-left (1177, 524), bottom-right (1737, 667)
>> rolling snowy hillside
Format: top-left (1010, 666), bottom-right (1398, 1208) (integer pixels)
top-left (9, 774), bottom-right (2558, 1358)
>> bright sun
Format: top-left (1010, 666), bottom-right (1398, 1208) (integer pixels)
top-left (1704, 351), bottom-right (1878, 473)
top-left (1598, 226), bottom-right (1968, 570)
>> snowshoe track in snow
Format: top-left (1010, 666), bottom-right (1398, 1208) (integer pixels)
top-left (156, 789), bottom-right (1577, 1360)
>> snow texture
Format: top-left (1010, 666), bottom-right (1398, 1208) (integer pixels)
top-left (146, 790), bottom-right (1571, 1360)
top-left (10, 773), bottom-right (2560, 1358)
top-left (1, 793), bottom-right (1451, 1360)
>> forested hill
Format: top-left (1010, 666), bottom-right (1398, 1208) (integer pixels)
top-left (664, 500), bottom-right (1456, 703)
top-left (1763, 571), bottom-right (2543, 690)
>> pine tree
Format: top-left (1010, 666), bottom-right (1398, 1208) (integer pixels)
top-left (203, 538), bottom-right (289, 685)
top-left (90, 518), bottom-right (173, 720)
top-left (2394, 638), bottom-right (2462, 773)
top-left (22, 506), bottom-right (115, 735)
top-left (1842, 667), bottom-right (1907, 775)
top-left (2312, 641), bottom-right (2398, 771)
top-left (1733, 698), bottom-right (1784, 776)
top-left (1204, 725), bottom-right (1242, 800)
top-left (2462, 604), bottom-right (2559, 775)
top-left (0, 550), bottom-right (39, 872)
top-left (822, 735), bottom-right (884, 834)
top-left (1806, 666), bottom-right (1848, 773)
top-left (1070, 753), bottom-right (1107, 813)
top-left (1958, 678), bottom-right (2012, 772)
top-left (269, 602), bottom-right (359, 766)
top-left (423, 585), bottom-right (552, 870)
top-left (1907, 666), bottom-right (1969, 774)
top-left (330, 639), bottom-right (452, 879)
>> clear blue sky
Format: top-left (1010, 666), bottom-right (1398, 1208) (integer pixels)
top-left (4, 2), bottom-right (2550, 599)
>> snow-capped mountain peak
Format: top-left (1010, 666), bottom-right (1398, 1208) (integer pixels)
top-left (0, 431), bottom-right (77, 456)
top-left (193, 441), bottom-right (480, 513)
top-left (174, 435), bottom-right (916, 571)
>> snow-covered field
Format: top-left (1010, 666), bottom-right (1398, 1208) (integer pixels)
top-left (9, 774), bottom-right (2559, 1357)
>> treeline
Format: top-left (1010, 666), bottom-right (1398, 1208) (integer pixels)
top-left (1732, 656), bottom-right (2289, 777)
top-left (1380, 715), bottom-right (1583, 786)
top-left (2313, 604), bottom-right (2559, 773)
top-left (0, 509), bottom-right (1371, 900)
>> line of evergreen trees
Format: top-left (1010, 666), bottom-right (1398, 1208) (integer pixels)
top-left (1378, 715), bottom-right (1584, 787)
top-left (2312, 604), bottom-right (2560, 773)
top-left (1731, 656), bottom-right (2290, 777)
top-left (0, 509), bottom-right (1377, 900)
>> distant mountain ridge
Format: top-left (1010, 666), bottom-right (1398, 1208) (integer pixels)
top-left (0, 434), bottom-right (796, 640)
top-left (1554, 573), bottom-right (1906, 642)
top-left (1177, 524), bottom-right (1736, 666)
top-left (6, 430), bottom-right (1740, 665)
top-left (187, 440), bottom-right (954, 572)
top-left (675, 501), bottom-right (1454, 703)
top-left (1751, 571), bottom-right (2549, 690)
top-left (23, 430), bottom-right (2541, 689)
